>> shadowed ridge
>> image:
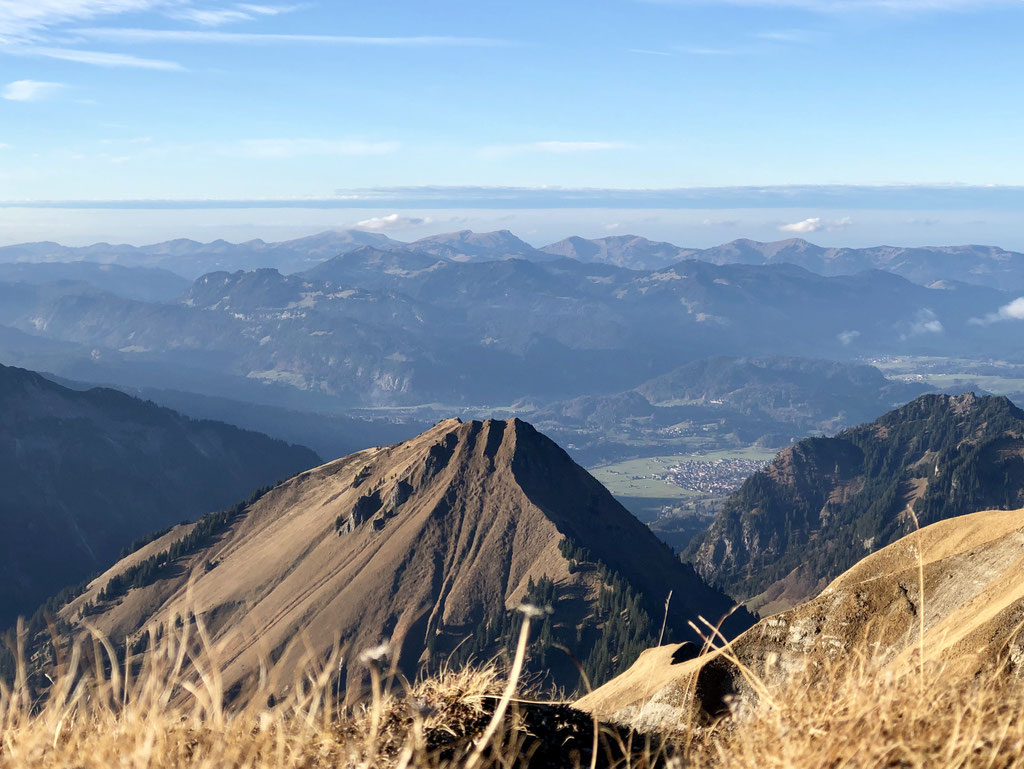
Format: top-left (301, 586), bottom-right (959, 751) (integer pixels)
top-left (688, 392), bottom-right (1024, 614)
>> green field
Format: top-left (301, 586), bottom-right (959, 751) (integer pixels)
top-left (588, 447), bottom-right (780, 499)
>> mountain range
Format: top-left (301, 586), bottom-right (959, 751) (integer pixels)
top-left (48, 418), bottom-right (752, 693)
top-left (0, 230), bottom-right (400, 279)
top-left (0, 363), bottom-right (321, 629)
top-left (4, 229), bottom-right (1024, 290)
top-left (687, 392), bottom-right (1024, 614)
top-left (0, 247), bottom-right (1017, 410)
top-left (532, 356), bottom-right (929, 444)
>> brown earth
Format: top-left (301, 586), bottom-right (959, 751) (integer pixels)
top-left (58, 417), bottom-right (746, 696)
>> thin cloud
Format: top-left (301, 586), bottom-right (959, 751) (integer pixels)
top-left (971, 297), bottom-right (1024, 326)
top-left (628, 48), bottom-right (674, 56)
top-left (779, 215), bottom-right (851, 233)
top-left (2, 79), bottom-right (64, 101)
top-left (641, 0), bottom-right (1017, 12)
top-left (896, 308), bottom-right (943, 340)
top-left (997, 297), bottom-right (1024, 321)
top-left (907, 308), bottom-right (944, 336)
top-left (73, 28), bottom-right (512, 47)
top-left (232, 138), bottom-right (401, 158)
top-left (8, 185), bottom-right (1024, 211)
top-left (756, 29), bottom-right (814, 42)
top-left (353, 214), bottom-right (432, 231)
top-left (0, 0), bottom-right (165, 39)
top-left (171, 3), bottom-right (304, 27)
top-left (481, 141), bottom-right (629, 158)
top-left (174, 9), bottom-right (256, 26)
top-left (15, 45), bottom-right (184, 69)
top-left (779, 217), bottom-right (824, 233)
top-left (680, 46), bottom-right (741, 55)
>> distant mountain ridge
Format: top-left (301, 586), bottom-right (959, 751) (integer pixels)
top-left (636, 356), bottom-right (928, 427)
top-left (4, 229), bottom-right (1024, 289)
top-left (0, 230), bottom-right (403, 279)
top-left (1, 253), bottom-right (1017, 408)
top-left (0, 363), bottom-right (321, 629)
top-left (687, 392), bottom-right (1024, 614)
top-left (528, 356), bottom-right (931, 465)
top-left (50, 418), bottom-right (752, 693)
top-left (407, 229), bottom-right (553, 262)
top-left (540, 235), bottom-right (690, 270)
top-left (685, 237), bottom-right (1024, 291)
top-left (0, 262), bottom-right (190, 302)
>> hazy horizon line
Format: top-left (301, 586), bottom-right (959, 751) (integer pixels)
top-left (4, 184), bottom-right (1024, 211)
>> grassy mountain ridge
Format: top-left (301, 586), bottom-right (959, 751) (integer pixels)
top-left (579, 504), bottom-right (1024, 734)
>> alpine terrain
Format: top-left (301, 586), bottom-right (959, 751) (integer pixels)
top-left (688, 392), bottom-right (1024, 613)
top-left (0, 363), bottom-right (320, 628)
top-left (52, 417), bottom-right (753, 695)
top-left (579, 505), bottom-right (1024, 730)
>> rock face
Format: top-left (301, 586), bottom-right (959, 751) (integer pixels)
top-left (57, 418), bottom-right (752, 694)
top-left (688, 393), bottom-right (1024, 614)
top-left (578, 505), bottom-right (1024, 730)
top-left (0, 363), bottom-right (320, 629)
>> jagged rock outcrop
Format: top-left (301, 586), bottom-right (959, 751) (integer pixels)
top-left (688, 393), bottom-right (1024, 614)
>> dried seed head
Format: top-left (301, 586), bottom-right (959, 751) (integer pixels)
top-left (516, 603), bottom-right (554, 619)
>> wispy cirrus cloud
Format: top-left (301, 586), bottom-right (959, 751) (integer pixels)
top-left (171, 3), bottom-right (302, 27)
top-left (2, 79), bottom-right (65, 101)
top-left (640, 0), bottom-right (1017, 12)
top-left (0, 2), bottom-right (508, 75)
top-left (0, 0), bottom-right (187, 69)
top-left (0, 0), bottom-right (166, 39)
top-left (72, 27), bottom-right (513, 47)
top-left (17, 45), bottom-right (183, 69)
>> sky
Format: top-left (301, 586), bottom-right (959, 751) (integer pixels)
top-left (1, 0), bottom-right (1024, 247)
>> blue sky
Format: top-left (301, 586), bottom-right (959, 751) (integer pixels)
top-left (2, 0), bottom-right (1024, 246)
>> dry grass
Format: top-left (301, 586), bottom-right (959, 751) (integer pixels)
top-left (6, 608), bottom-right (1024, 767)
top-left (692, 651), bottom-right (1024, 769)
top-left (0, 610), bottom-right (669, 768)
